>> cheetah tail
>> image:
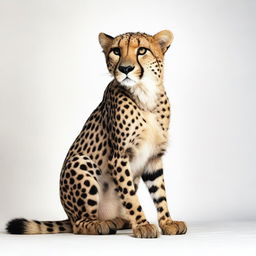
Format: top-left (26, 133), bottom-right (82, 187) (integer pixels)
top-left (6, 218), bottom-right (72, 234)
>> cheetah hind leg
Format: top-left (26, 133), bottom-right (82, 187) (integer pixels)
top-left (62, 155), bottom-right (129, 235)
top-left (62, 155), bottom-right (131, 235)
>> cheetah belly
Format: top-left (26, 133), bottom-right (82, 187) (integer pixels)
top-left (98, 175), bottom-right (122, 220)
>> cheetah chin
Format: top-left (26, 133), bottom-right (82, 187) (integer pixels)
top-left (120, 77), bottom-right (136, 87)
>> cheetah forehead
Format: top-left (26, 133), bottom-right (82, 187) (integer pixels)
top-left (112, 32), bottom-right (157, 52)
top-left (99, 30), bottom-right (173, 56)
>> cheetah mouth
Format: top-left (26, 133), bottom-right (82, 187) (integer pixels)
top-left (120, 77), bottom-right (136, 87)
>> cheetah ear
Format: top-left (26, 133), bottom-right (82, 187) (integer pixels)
top-left (153, 30), bottom-right (174, 54)
top-left (99, 33), bottom-right (114, 53)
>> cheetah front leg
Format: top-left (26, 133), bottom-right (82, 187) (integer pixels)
top-left (142, 158), bottom-right (187, 235)
top-left (109, 156), bottom-right (159, 238)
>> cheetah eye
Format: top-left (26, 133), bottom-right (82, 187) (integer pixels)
top-left (137, 47), bottom-right (148, 55)
top-left (112, 47), bottom-right (121, 56)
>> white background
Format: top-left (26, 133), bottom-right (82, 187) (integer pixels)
top-left (0, 0), bottom-right (255, 255)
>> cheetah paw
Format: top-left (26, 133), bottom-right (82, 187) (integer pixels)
top-left (161, 220), bottom-right (187, 235)
top-left (133, 223), bottom-right (160, 238)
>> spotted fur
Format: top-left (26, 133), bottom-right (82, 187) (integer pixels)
top-left (6, 30), bottom-right (187, 238)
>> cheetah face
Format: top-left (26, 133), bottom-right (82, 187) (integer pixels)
top-left (99, 31), bottom-right (173, 88)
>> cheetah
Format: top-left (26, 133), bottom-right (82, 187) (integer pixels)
top-left (6, 30), bottom-right (187, 238)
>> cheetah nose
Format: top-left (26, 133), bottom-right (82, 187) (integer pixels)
top-left (118, 65), bottom-right (135, 75)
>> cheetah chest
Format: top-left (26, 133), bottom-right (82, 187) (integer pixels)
top-left (129, 113), bottom-right (168, 177)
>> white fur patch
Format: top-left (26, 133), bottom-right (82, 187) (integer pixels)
top-left (129, 77), bottom-right (159, 111)
top-left (121, 77), bottom-right (136, 87)
top-left (130, 141), bottom-right (156, 177)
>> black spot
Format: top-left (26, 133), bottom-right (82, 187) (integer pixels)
top-left (71, 170), bottom-right (76, 176)
top-left (130, 190), bottom-right (135, 196)
top-left (81, 193), bottom-right (87, 199)
top-left (108, 163), bottom-right (114, 170)
top-left (59, 226), bottom-right (65, 232)
top-left (88, 210), bottom-right (95, 215)
top-left (73, 162), bottom-right (79, 168)
top-left (69, 178), bottom-right (75, 184)
top-left (125, 169), bottom-right (130, 176)
top-left (160, 216), bottom-right (166, 221)
top-left (77, 174), bottom-right (84, 180)
top-left (87, 162), bottom-right (93, 168)
top-left (126, 203), bottom-right (132, 209)
top-left (121, 161), bottom-right (127, 166)
top-left (149, 186), bottom-right (158, 193)
top-left (102, 148), bottom-right (107, 156)
top-left (136, 215), bottom-right (142, 221)
top-left (88, 199), bottom-right (97, 206)
top-left (80, 164), bottom-right (87, 170)
top-left (77, 198), bottom-right (84, 206)
top-left (6, 218), bottom-right (27, 234)
top-left (161, 184), bottom-right (165, 190)
top-left (84, 180), bottom-right (90, 187)
top-left (89, 185), bottom-right (98, 195)
top-left (127, 180), bottom-right (132, 186)
top-left (119, 176), bottom-right (124, 182)
top-left (47, 228), bottom-right (54, 232)
top-left (98, 143), bottom-right (102, 151)
top-left (157, 207), bottom-right (164, 212)
top-left (137, 206), bottom-right (142, 212)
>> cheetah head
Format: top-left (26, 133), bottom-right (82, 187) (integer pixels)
top-left (99, 30), bottom-right (173, 88)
